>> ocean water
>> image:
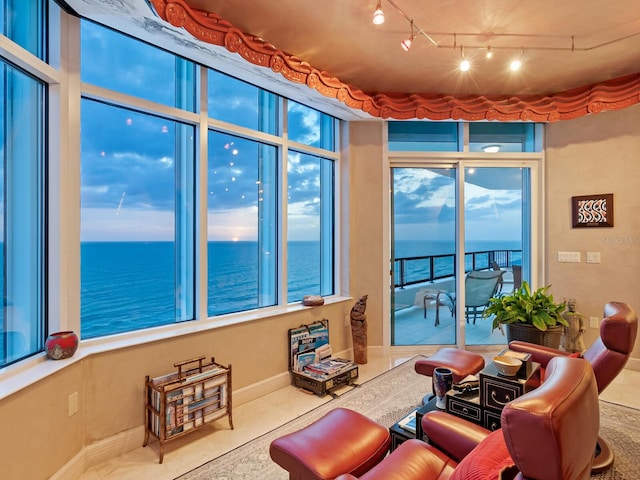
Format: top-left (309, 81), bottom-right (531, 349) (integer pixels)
top-left (80, 241), bottom-right (323, 339)
top-left (80, 240), bottom-right (521, 339)
top-left (393, 239), bottom-right (522, 286)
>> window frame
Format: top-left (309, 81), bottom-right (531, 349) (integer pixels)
top-left (386, 122), bottom-right (545, 349)
top-left (0, 5), bottom-right (344, 376)
top-left (74, 20), bottom-right (342, 339)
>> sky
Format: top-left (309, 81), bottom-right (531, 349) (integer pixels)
top-left (78, 19), bottom-right (522, 245)
top-left (79, 20), bottom-right (328, 242)
top-left (392, 168), bottom-right (523, 243)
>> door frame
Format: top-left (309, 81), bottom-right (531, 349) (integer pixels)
top-left (385, 152), bottom-right (544, 350)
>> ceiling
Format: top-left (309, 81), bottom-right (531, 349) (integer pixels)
top-left (183, 0), bottom-right (640, 97)
top-left (64, 0), bottom-right (640, 121)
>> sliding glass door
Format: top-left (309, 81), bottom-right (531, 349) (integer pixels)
top-left (463, 166), bottom-right (529, 346)
top-left (391, 167), bottom-right (458, 345)
top-left (391, 164), bottom-right (532, 347)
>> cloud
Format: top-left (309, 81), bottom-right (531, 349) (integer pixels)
top-left (79, 22), bottom-right (335, 243)
top-left (288, 102), bottom-right (321, 146)
top-left (81, 207), bottom-right (174, 241)
top-left (393, 167), bottom-right (522, 241)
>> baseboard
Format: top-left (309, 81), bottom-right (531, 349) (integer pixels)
top-left (626, 357), bottom-right (640, 372)
top-left (233, 370), bottom-right (292, 405)
top-left (50, 426), bottom-right (144, 480)
top-left (51, 348), bottom-right (353, 479)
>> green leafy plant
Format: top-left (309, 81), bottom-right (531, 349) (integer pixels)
top-left (484, 281), bottom-right (568, 332)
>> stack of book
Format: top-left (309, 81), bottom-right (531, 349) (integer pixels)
top-left (304, 358), bottom-right (351, 376)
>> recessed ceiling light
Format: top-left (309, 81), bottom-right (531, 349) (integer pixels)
top-left (483, 145), bottom-right (501, 153)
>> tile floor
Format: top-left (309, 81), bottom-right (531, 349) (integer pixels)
top-left (78, 353), bottom-right (640, 480)
top-left (393, 305), bottom-right (507, 345)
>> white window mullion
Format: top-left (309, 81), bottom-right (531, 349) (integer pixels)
top-left (49, 8), bottom-right (81, 335)
top-left (280, 98), bottom-right (289, 306)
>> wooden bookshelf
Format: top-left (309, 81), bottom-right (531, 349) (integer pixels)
top-left (143, 356), bottom-right (233, 463)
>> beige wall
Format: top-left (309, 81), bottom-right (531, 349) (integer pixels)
top-left (546, 104), bottom-right (640, 353)
top-left (1, 363), bottom-right (84, 480)
top-left (2, 110), bottom-right (640, 479)
top-left (0, 303), bottom-right (358, 479)
top-left (347, 121), bottom-right (387, 346)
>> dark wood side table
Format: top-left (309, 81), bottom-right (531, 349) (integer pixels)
top-left (479, 361), bottom-right (541, 410)
top-left (445, 360), bottom-right (541, 431)
top-left (391, 363), bottom-right (541, 451)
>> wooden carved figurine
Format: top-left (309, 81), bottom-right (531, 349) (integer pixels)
top-left (350, 295), bottom-right (368, 364)
top-left (561, 298), bottom-right (586, 354)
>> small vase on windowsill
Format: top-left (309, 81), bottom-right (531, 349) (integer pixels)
top-left (45, 331), bottom-right (79, 360)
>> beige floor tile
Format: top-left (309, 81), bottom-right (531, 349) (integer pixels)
top-left (78, 355), bottom-right (640, 480)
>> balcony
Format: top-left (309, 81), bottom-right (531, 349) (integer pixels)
top-left (392, 249), bottom-right (521, 346)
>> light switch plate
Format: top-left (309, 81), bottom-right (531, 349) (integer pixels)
top-left (558, 251), bottom-right (581, 263)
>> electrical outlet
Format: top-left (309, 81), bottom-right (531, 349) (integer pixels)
top-left (344, 314), bottom-right (350, 327)
top-left (590, 316), bottom-right (599, 329)
top-left (69, 392), bottom-right (79, 416)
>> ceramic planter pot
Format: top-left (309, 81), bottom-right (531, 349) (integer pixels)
top-left (45, 331), bottom-right (79, 360)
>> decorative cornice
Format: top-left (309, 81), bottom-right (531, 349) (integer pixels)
top-left (149, 0), bottom-right (640, 122)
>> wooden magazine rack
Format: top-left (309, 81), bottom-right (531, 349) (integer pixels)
top-left (143, 356), bottom-right (233, 463)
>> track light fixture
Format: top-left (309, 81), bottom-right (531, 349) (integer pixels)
top-left (368, 0), bottom-right (639, 77)
top-left (401, 20), bottom-right (415, 52)
top-left (510, 48), bottom-right (524, 71)
top-left (372, 1), bottom-right (385, 25)
top-left (485, 46), bottom-right (493, 59)
top-left (459, 46), bottom-right (470, 72)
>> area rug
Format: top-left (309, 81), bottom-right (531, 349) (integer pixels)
top-left (177, 357), bottom-right (639, 479)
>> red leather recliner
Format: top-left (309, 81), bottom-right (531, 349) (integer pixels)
top-left (508, 300), bottom-right (638, 472)
top-left (336, 356), bottom-right (599, 480)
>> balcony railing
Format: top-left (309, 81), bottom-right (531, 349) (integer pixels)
top-left (394, 249), bottom-right (522, 289)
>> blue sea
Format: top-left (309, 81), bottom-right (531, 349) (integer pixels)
top-left (393, 239), bottom-right (521, 286)
top-left (80, 240), bottom-right (520, 339)
top-left (80, 241), bottom-right (323, 339)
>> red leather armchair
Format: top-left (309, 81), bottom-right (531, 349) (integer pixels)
top-left (508, 301), bottom-right (637, 472)
top-left (508, 301), bottom-right (638, 392)
top-left (336, 356), bottom-right (599, 480)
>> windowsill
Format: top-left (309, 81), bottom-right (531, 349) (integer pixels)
top-left (0, 295), bottom-right (353, 402)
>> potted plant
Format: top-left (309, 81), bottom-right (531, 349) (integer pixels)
top-left (483, 281), bottom-right (568, 348)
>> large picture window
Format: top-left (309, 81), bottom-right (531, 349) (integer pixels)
top-left (80, 99), bottom-right (195, 339)
top-left (77, 21), bottom-right (338, 335)
top-left (287, 151), bottom-right (335, 302)
top-left (0, 15), bottom-right (340, 348)
top-left (0, 60), bottom-right (46, 366)
top-left (207, 131), bottom-right (278, 316)
top-left (81, 20), bottom-right (196, 111)
top-left (2, 0), bottom-right (46, 60)
top-left (208, 69), bottom-right (278, 134)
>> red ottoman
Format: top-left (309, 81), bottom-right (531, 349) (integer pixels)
top-left (415, 348), bottom-right (485, 404)
top-left (270, 407), bottom-right (391, 480)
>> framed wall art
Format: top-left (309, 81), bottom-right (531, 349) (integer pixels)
top-left (571, 193), bottom-right (614, 228)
